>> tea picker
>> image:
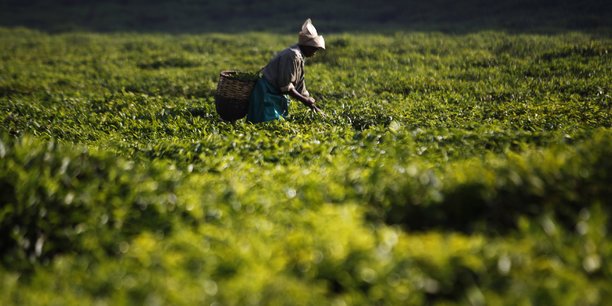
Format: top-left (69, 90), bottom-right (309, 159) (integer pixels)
top-left (214, 19), bottom-right (326, 122)
top-left (247, 18), bottom-right (326, 122)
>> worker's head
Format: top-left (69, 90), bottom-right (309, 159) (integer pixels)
top-left (298, 18), bottom-right (325, 56)
top-left (299, 45), bottom-right (323, 58)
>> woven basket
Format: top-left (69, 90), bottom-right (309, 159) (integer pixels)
top-left (214, 71), bottom-right (257, 121)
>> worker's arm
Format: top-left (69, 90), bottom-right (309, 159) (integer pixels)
top-left (287, 87), bottom-right (324, 114)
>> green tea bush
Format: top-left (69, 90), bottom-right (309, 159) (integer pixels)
top-left (1, 203), bottom-right (609, 305)
top-left (0, 135), bottom-right (189, 271)
top-left (0, 27), bottom-right (610, 305)
top-left (372, 129), bottom-right (612, 233)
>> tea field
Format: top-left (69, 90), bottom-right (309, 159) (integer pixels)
top-left (0, 27), bottom-right (611, 305)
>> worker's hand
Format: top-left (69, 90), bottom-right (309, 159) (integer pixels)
top-left (298, 94), bottom-right (324, 117)
top-left (304, 96), bottom-right (316, 106)
top-left (309, 102), bottom-right (326, 117)
top-left (302, 97), bottom-right (316, 110)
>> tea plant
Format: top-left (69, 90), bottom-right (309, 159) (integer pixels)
top-left (0, 27), bottom-right (611, 305)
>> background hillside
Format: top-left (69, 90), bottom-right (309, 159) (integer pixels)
top-left (0, 0), bottom-right (610, 33)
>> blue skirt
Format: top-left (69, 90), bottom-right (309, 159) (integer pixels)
top-left (246, 78), bottom-right (290, 123)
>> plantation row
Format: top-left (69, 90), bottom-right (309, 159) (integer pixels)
top-left (1, 130), bottom-right (610, 305)
top-left (0, 27), bottom-right (611, 304)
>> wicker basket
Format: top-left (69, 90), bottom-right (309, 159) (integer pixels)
top-left (214, 71), bottom-right (257, 121)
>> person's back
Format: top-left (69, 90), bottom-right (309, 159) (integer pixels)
top-left (262, 45), bottom-right (307, 97)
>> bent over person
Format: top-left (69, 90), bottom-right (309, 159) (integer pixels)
top-left (247, 19), bottom-right (325, 123)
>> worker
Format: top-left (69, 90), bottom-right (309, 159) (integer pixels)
top-left (247, 18), bottom-right (325, 123)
